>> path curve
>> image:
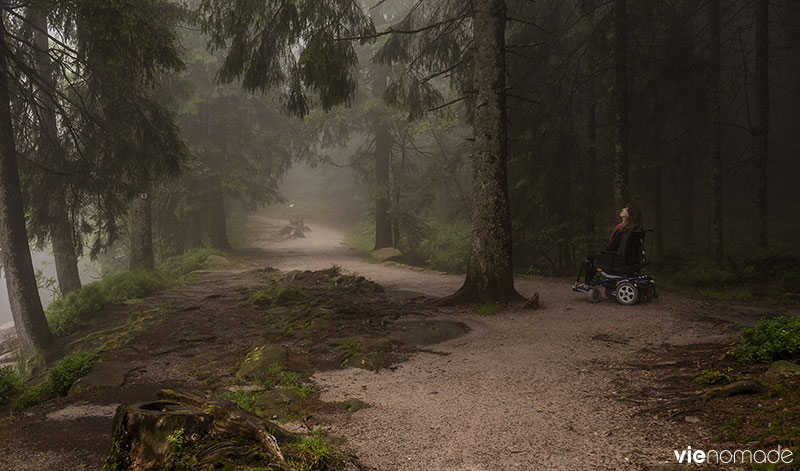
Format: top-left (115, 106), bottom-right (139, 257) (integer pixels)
top-left (245, 215), bottom-right (778, 470)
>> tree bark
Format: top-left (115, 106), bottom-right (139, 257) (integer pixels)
top-left (103, 390), bottom-right (295, 471)
top-left (583, 0), bottom-right (598, 247)
top-left (753, 0), bottom-right (769, 248)
top-left (439, 0), bottom-right (522, 304)
top-left (206, 185), bottom-right (230, 251)
top-left (708, 0), bottom-right (724, 264)
top-left (613, 0), bottom-right (630, 209)
top-left (372, 64), bottom-right (393, 250)
top-left (29, 5), bottom-right (82, 295)
top-left (0, 15), bottom-right (54, 357)
top-left (129, 192), bottom-right (155, 271)
top-left (653, 166), bottom-right (666, 262)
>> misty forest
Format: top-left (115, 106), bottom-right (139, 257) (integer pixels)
top-left (0, 0), bottom-right (799, 469)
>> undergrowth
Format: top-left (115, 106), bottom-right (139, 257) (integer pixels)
top-left (733, 316), bottom-right (800, 364)
top-left (345, 219), bottom-right (469, 274)
top-left (10, 352), bottom-right (95, 411)
top-left (45, 248), bottom-right (224, 338)
top-left (286, 430), bottom-right (344, 471)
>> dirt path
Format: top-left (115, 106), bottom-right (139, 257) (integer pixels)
top-left (243, 215), bottom-right (777, 470)
top-left (0, 214), bottom-right (791, 471)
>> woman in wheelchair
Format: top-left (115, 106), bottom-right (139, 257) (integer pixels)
top-left (572, 203), bottom-right (656, 304)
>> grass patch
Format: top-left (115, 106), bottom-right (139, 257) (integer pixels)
top-left (45, 249), bottom-right (223, 338)
top-left (286, 430), bottom-right (344, 471)
top-left (159, 248), bottom-right (225, 279)
top-left (695, 368), bottom-right (737, 385)
top-left (733, 316), bottom-right (800, 364)
top-left (264, 364), bottom-right (315, 397)
top-left (10, 352), bottom-right (95, 411)
top-left (219, 389), bottom-right (261, 412)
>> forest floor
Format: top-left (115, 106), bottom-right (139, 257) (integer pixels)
top-left (0, 214), bottom-right (798, 471)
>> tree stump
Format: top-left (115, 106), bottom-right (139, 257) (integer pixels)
top-left (103, 390), bottom-right (296, 471)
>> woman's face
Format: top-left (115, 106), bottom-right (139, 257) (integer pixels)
top-left (619, 207), bottom-right (629, 219)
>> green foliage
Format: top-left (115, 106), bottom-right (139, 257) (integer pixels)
top-left (264, 364), bottom-right (315, 398)
top-left (733, 317), bottom-right (800, 364)
top-left (695, 368), bottom-right (736, 385)
top-left (345, 219), bottom-right (470, 274)
top-left (46, 284), bottom-right (108, 337)
top-left (0, 366), bottom-right (23, 405)
top-left (46, 249), bottom-right (220, 338)
top-left (287, 430), bottom-right (343, 471)
top-left (10, 352), bottom-right (95, 411)
top-left (166, 427), bottom-right (188, 456)
top-left (219, 389), bottom-right (260, 412)
top-left (249, 282), bottom-right (307, 308)
top-left (159, 248), bottom-right (224, 279)
top-left (48, 352), bottom-right (95, 395)
top-left (415, 221), bottom-right (470, 274)
top-left (100, 271), bottom-right (165, 304)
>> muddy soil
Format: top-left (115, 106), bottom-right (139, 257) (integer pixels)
top-left (0, 214), bottom-right (796, 471)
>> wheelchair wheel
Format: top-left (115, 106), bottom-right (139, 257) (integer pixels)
top-left (588, 287), bottom-right (601, 303)
top-left (615, 281), bottom-right (639, 305)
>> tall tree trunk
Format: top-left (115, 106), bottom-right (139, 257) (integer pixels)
top-left (372, 64), bottom-right (393, 250)
top-left (29, 5), bottom-right (82, 294)
top-left (613, 0), bottom-right (630, 209)
top-left (680, 152), bottom-right (694, 243)
top-left (0, 16), bottom-right (54, 357)
top-left (440, 0), bottom-right (521, 304)
top-left (753, 0), bottom-right (769, 248)
top-left (583, 0), bottom-right (598, 253)
top-left (708, 0), bottom-right (724, 264)
top-left (129, 192), bottom-right (155, 271)
top-left (51, 203), bottom-right (81, 294)
top-left (653, 166), bottom-right (665, 262)
top-left (207, 186), bottom-right (230, 251)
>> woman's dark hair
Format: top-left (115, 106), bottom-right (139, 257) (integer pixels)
top-left (620, 202), bottom-right (642, 231)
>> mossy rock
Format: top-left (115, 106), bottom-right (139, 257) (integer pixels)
top-left (236, 345), bottom-right (287, 381)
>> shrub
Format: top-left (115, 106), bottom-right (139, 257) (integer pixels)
top-left (99, 271), bottom-right (164, 304)
top-left (46, 284), bottom-right (108, 337)
top-left (0, 365), bottom-right (23, 405)
top-left (733, 316), bottom-right (800, 363)
top-left (47, 352), bottom-right (94, 395)
top-left (45, 249), bottom-right (222, 338)
top-left (419, 221), bottom-right (470, 274)
top-left (10, 352), bottom-right (94, 410)
top-left (159, 248), bottom-right (224, 279)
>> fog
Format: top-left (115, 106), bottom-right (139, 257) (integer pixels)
top-left (0, 251), bottom-right (98, 327)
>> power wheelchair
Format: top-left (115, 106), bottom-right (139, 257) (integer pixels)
top-left (572, 229), bottom-right (657, 305)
